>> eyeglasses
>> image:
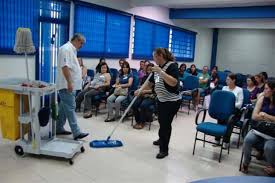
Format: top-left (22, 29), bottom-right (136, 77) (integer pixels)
top-left (122, 67), bottom-right (129, 68)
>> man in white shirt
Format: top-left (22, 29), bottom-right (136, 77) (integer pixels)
top-left (56, 33), bottom-right (89, 140)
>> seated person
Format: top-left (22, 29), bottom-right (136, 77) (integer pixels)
top-left (132, 63), bottom-right (156, 129)
top-left (188, 64), bottom-right (198, 76)
top-left (77, 57), bottom-right (88, 89)
top-left (255, 73), bottom-right (265, 93)
top-left (118, 58), bottom-right (126, 75)
top-left (246, 75), bottom-right (260, 104)
top-left (241, 79), bottom-right (275, 176)
top-left (105, 61), bottom-right (133, 122)
top-left (138, 60), bottom-right (146, 84)
top-left (179, 63), bottom-right (187, 78)
top-left (214, 73), bottom-right (244, 147)
top-left (75, 63), bottom-right (111, 118)
top-left (194, 66), bottom-right (210, 108)
top-left (209, 66), bottom-right (219, 92)
top-left (203, 67), bottom-right (219, 108)
top-left (179, 63), bottom-right (190, 86)
top-left (95, 57), bottom-right (106, 73)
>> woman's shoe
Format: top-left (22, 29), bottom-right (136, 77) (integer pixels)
top-left (104, 118), bottom-right (116, 122)
top-left (83, 111), bottom-right (93, 118)
top-left (133, 124), bottom-right (139, 129)
top-left (241, 163), bottom-right (249, 174)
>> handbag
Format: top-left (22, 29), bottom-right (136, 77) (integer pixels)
top-left (251, 120), bottom-right (275, 138)
top-left (114, 87), bottom-right (128, 96)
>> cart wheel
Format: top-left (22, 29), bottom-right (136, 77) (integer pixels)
top-left (69, 159), bottom-right (74, 165)
top-left (15, 146), bottom-right (24, 156)
top-left (81, 146), bottom-right (85, 153)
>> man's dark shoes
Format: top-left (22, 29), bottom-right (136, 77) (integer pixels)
top-left (156, 152), bottom-right (168, 159)
top-left (74, 133), bottom-right (89, 140)
top-left (104, 118), bottom-right (116, 122)
top-left (56, 130), bottom-right (72, 135)
top-left (153, 139), bottom-right (160, 146)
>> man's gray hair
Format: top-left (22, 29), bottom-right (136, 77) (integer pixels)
top-left (71, 33), bottom-right (86, 43)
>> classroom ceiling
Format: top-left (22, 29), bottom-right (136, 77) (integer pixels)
top-left (129, 0), bottom-right (275, 8)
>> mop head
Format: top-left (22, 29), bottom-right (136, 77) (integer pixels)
top-left (90, 139), bottom-right (123, 148)
top-left (14, 28), bottom-right (35, 54)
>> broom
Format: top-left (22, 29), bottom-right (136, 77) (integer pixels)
top-left (90, 72), bottom-right (153, 148)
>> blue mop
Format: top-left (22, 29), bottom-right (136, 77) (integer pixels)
top-left (90, 73), bottom-right (153, 148)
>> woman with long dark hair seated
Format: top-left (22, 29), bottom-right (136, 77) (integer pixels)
top-left (105, 61), bottom-right (133, 122)
top-left (75, 62), bottom-right (111, 118)
top-left (241, 79), bottom-right (275, 176)
top-left (132, 63), bottom-right (156, 129)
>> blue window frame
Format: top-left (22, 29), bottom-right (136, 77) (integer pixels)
top-left (170, 27), bottom-right (196, 62)
top-left (74, 2), bottom-right (131, 58)
top-left (133, 16), bottom-right (170, 60)
top-left (0, 0), bottom-right (39, 54)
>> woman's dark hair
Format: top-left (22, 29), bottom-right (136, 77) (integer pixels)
top-left (179, 63), bottom-right (187, 71)
top-left (228, 73), bottom-right (237, 83)
top-left (266, 78), bottom-right (275, 106)
top-left (189, 64), bottom-right (197, 75)
top-left (99, 62), bottom-right (110, 73)
top-left (247, 75), bottom-right (257, 86)
top-left (120, 61), bottom-right (131, 75)
top-left (96, 58), bottom-right (106, 73)
top-left (261, 72), bottom-right (268, 81)
top-left (211, 66), bottom-right (218, 71)
top-left (154, 48), bottom-right (175, 62)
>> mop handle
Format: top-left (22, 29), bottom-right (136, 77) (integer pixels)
top-left (25, 53), bottom-right (30, 82)
top-left (107, 72), bottom-right (153, 140)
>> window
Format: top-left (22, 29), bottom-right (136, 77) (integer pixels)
top-left (39, 0), bottom-right (70, 83)
top-left (170, 28), bottom-right (196, 62)
top-left (74, 2), bottom-right (131, 58)
top-left (0, 0), bottom-right (39, 54)
top-left (132, 17), bottom-right (170, 60)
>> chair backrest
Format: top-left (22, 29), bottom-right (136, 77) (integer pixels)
top-left (183, 75), bottom-right (199, 90)
top-left (209, 90), bottom-right (236, 120)
top-left (217, 71), bottom-right (228, 86)
top-left (109, 68), bottom-right (118, 86)
top-left (87, 69), bottom-right (94, 78)
top-left (130, 70), bottom-right (139, 91)
top-left (131, 68), bottom-right (138, 75)
top-left (242, 88), bottom-right (251, 107)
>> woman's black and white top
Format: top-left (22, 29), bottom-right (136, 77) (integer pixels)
top-left (150, 61), bottom-right (181, 102)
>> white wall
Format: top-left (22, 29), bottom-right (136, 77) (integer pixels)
top-left (0, 55), bottom-right (36, 80)
top-left (216, 29), bottom-right (275, 76)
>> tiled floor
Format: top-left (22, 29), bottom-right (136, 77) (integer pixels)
top-left (0, 108), bottom-right (267, 183)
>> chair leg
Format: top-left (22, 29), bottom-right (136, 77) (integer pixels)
top-left (203, 134), bottom-right (206, 148)
top-left (188, 100), bottom-right (191, 115)
top-left (149, 121), bottom-right (151, 131)
top-left (239, 151), bottom-right (244, 171)
top-left (237, 128), bottom-right (241, 148)
top-left (131, 115), bottom-right (133, 126)
top-left (192, 131), bottom-right (198, 155)
top-left (219, 139), bottom-right (224, 163)
top-left (228, 141), bottom-right (230, 154)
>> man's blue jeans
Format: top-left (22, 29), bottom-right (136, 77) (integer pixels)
top-left (57, 89), bottom-right (81, 138)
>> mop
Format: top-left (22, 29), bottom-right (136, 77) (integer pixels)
top-left (14, 28), bottom-right (36, 148)
top-left (90, 72), bottom-right (153, 148)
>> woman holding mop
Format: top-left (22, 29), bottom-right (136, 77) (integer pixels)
top-left (138, 48), bottom-right (181, 159)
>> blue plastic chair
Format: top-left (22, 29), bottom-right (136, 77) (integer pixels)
top-left (233, 88), bottom-right (251, 148)
top-left (193, 90), bottom-right (236, 162)
top-left (87, 69), bottom-right (95, 79)
top-left (109, 68), bottom-right (118, 86)
top-left (182, 75), bottom-right (199, 114)
top-left (217, 71), bottom-right (228, 89)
